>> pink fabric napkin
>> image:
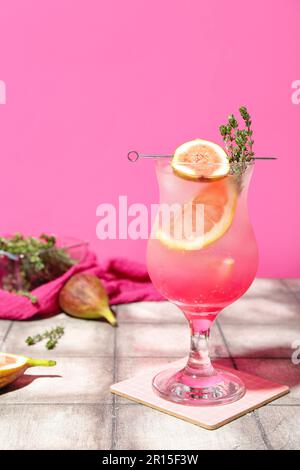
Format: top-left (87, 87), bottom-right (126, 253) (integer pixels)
top-left (0, 252), bottom-right (163, 320)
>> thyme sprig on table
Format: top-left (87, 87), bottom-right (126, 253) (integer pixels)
top-left (219, 106), bottom-right (254, 163)
top-left (0, 233), bottom-right (76, 301)
top-left (26, 326), bottom-right (65, 350)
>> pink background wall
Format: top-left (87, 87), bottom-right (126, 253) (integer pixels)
top-left (0, 0), bottom-right (299, 277)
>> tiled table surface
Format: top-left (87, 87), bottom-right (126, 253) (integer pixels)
top-left (0, 278), bottom-right (299, 450)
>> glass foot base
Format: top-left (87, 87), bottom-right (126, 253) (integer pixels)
top-left (152, 367), bottom-right (246, 406)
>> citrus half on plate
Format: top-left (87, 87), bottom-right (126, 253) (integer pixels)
top-left (172, 138), bottom-right (230, 180)
top-left (156, 179), bottom-right (237, 251)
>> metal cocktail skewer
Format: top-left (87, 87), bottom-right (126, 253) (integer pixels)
top-left (127, 151), bottom-right (277, 162)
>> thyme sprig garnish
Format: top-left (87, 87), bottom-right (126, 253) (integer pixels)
top-left (219, 106), bottom-right (254, 163)
top-left (26, 326), bottom-right (65, 350)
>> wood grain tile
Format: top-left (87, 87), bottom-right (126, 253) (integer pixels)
top-left (257, 406), bottom-right (300, 450)
top-left (115, 404), bottom-right (266, 450)
top-left (243, 278), bottom-right (291, 300)
top-left (116, 322), bottom-right (228, 358)
top-left (116, 301), bottom-right (184, 324)
top-left (220, 323), bottom-right (300, 358)
top-left (2, 313), bottom-right (114, 357)
top-left (0, 404), bottom-right (112, 450)
top-left (1, 280), bottom-right (299, 451)
top-left (0, 320), bottom-right (11, 345)
top-left (0, 357), bottom-right (114, 404)
top-left (219, 294), bottom-right (300, 325)
top-left (283, 279), bottom-right (300, 302)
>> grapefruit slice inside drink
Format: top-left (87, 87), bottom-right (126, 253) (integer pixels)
top-left (172, 138), bottom-right (230, 180)
top-left (156, 179), bottom-right (237, 250)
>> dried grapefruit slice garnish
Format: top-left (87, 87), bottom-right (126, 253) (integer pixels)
top-left (172, 138), bottom-right (230, 180)
top-left (156, 179), bottom-right (237, 251)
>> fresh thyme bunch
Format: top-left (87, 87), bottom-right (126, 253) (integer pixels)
top-left (26, 326), bottom-right (65, 350)
top-left (219, 106), bottom-right (254, 165)
top-left (0, 233), bottom-right (76, 301)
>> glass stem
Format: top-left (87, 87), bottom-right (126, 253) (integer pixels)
top-left (184, 320), bottom-right (215, 377)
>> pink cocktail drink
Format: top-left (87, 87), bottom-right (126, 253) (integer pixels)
top-left (147, 157), bottom-right (258, 405)
top-left (148, 162), bottom-right (258, 316)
